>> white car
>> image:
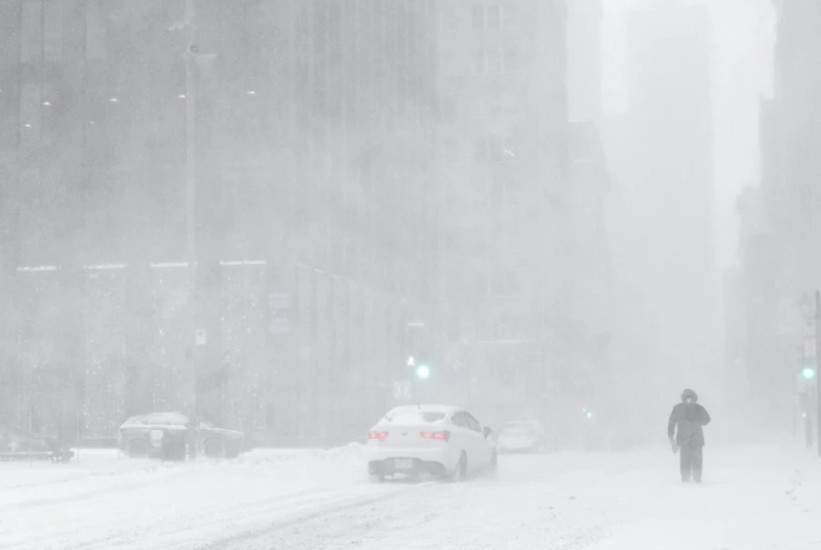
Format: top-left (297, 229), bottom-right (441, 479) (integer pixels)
top-left (497, 419), bottom-right (549, 453)
top-left (365, 404), bottom-right (497, 481)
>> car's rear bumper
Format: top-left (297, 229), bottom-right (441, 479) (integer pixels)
top-left (368, 456), bottom-right (449, 477)
top-left (366, 447), bottom-right (454, 476)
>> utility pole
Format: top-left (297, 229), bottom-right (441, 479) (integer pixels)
top-left (815, 290), bottom-right (821, 457)
top-left (185, 0), bottom-right (197, 267)
top-left (184, 0), bottom-right (199, 459)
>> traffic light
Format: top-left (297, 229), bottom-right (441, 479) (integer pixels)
top-left (801, 365), bottom-right (816, 380)
top-left (415, 364), bottom-right (432, 380)
top-left (408, 356), bottom-right (432, 381)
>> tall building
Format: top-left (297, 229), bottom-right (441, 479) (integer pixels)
top-left (0, 1), bottom-right (441, 442)
top-left (731, 0), bottom-right (821, 429)
top-left (606, 2), bottom-right (717, 417)
top-left (567, 0), bottom-right (602, 123)
top-left (434, 0), bottom-right (570, 426)
top-left (0, 0), bottom-right (597, 445)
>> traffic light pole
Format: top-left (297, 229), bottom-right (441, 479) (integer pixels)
top-left (815, 290), bottom-right (821, 457)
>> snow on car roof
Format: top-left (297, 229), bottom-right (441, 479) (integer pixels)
top-left (386, 404), bottom-right (460, 415)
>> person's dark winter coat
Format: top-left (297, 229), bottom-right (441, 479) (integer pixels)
top-left (667, 388), bottom-right (711, 482)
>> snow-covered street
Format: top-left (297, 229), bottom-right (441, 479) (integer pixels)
top-left (3, 442), bottom-right (821, 550)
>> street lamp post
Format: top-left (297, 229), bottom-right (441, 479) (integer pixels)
top-left (185, 0), bottom-right (197, 267)
top-left (184, 0), bottom-right (199, 459)
top-left (815, 291), bottom-right (821, 457)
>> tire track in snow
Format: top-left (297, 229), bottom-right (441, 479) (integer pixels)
top-left (197, 481), bottom-right (440, 550)
top-left (71, 481), bottom-right (435, 550)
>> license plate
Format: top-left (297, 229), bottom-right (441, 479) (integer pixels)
top-left (393, 458), bottom-right (413, 470)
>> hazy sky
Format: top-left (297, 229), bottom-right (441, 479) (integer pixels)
top-left (600, 0), bottom-right (775, 270)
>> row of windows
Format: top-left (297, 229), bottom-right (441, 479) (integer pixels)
top-left (438, 95), bottom-right (522, 123)
top-left (473, 48), bottom-right (517, 75)
top-left (470, 96), bottom-right (522, 119)
top-left (475, 135), bottom-right (517, 162)
top-left (439, 4), bottom-right (518, 31)
top-left (471, 5), bottom-right (517, 30)
top-left (455, 315), bottom-right (525, 344)
top-left (440, 136), bottom-right (518, 163)
top-left (450, 271), bottom-right (522, 298)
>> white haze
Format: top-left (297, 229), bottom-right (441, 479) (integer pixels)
top-left (3, 1), bottom-right (819, 548)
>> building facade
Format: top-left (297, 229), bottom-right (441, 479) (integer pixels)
top-left (0, 0), bottom-right (610, 446)
top-left (730, 0), bottom-right (821, 431)
top-left (0, 0), bottom-right (441, 444)
top-left (602, 2), bottom-right (717, 427)
top-left (432, 0), bottom-right (571, 427)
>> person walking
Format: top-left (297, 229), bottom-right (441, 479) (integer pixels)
top-left (667, 388), bottom-right (711, 483)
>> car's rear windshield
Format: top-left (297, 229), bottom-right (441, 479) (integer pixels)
top-left (384, 411), bottom-right (446, 424)
top-left (502, 426), bottom-right (532, 434)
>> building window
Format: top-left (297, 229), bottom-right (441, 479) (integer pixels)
top-left (474, 134), bottom-right (517, 162)
top-left (473, 48), bottom-right (517, 75)
top-left (503, 49), bottom-right (517, 72)
top-left (486, 6), bottom-right (501, 28)
top-left (472, 6), bottom-right (484, 29)
top-left (501, 95), bottom-right (522, 117)
top-left (487, 49), bottom-right (503, 74)
top-left (472, 5), bottom-right (516, 29)
top-left (441, 10), bottom-right (458, 31)
top-left (491, 315), bottom-right (516, 340)
top-left (472, 95), bottom-right (521, 120)
top-left (491, 178), bottom-right (521, 208)
top-left (503, 5), bottom-right (517, 28)
top-left (493, 364), bottom-right (515, 385)
top-left (490, 271), bottom-right (519, 296)
top-left (474, 136), bottom-right (489, 161)
top-left (473, 50), bottom-right (488, 75)
top-left (439, 96), bottom-right (456, 122)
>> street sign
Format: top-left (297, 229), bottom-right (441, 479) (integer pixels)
top-left (393, 381), bottom-right (412, 400)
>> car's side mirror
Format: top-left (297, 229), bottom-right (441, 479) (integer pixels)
top-left (483, 427), bottom-right (492, 439)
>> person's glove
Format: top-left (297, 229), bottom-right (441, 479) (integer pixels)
top-left (669, 437), bottom-right (678, 454)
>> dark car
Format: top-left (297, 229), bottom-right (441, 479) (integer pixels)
top-left (118, 412), bottom-right (246, 460)
top-left (0, 425), bottom-right (74, 463)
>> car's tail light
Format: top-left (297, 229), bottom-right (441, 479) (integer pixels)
top-left (420, 431), bottom-right (450, 441)
top-left (369, 431), bottom-right (388, 440)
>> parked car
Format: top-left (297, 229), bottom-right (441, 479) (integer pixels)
top-left (0, 425), bottom-right (73, 463)
top-left (365, 404), bottom-right (497, 482)
top-left (118, 412), bottom-right (245, 460)
top-left (497, 419), bottom-right (552, 453)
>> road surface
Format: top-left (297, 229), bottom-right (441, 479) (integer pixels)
top-left (2, 443), bottom-right (820, 549)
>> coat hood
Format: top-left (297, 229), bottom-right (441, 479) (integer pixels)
top-left (681, 388), bottom-right (698, 402)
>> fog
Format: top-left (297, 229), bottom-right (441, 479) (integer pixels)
top-left (2, 0), bottom-right (821, 547)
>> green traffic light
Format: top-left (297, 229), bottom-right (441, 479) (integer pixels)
top-left (802, 366), bottom-right (816, 380)
top-left (415, 364), bottom-right (431, 380)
